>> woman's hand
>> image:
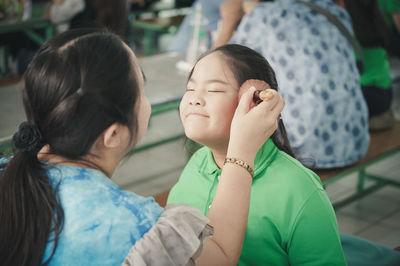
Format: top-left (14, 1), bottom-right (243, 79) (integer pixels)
top-left (228, 87), bottom-right (285, 162)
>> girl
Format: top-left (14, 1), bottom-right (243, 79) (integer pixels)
top-left (0, 29), bottom-right (284, 265)
top-left (167, 44), bottom-right (347, 265)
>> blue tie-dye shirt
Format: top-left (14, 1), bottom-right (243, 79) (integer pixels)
top-left (0, 158), bottom-right (163, 265)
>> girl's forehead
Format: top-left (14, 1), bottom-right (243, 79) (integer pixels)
top-left (192, 52), bottom-right (237, 85)
top-left (196, 52), bottom-right (228, 71)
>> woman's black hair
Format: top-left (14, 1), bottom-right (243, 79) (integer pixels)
top-left (0, 28), bottom-right (141, 265)
top-left (189, 44), bottom-right (295, 157)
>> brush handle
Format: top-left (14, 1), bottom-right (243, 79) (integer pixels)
top-left (253, 90), bottom-right (274, 104)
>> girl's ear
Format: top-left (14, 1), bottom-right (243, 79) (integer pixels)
top-left (102, 123), bottom-right (123, 149)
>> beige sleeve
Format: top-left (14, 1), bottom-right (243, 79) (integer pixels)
top-left (122, 204), bottom-right (213, 266)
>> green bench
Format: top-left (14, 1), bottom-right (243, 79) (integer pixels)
top-left (0, 3), bottom-right (54, 75)
top-left (131, 15), bottom-right (185, 56)
top-left (127, 97), bottom-right (184, 155)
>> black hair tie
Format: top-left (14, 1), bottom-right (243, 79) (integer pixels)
top-left (12, 121), bottom-right (45, 153)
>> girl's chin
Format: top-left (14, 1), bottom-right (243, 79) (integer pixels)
top-left (185, 133), bottom-right (206, 145)
top-left (184, 130), bottom-right (209, 145)
top-left (185, 132), bottom-right (229, 149)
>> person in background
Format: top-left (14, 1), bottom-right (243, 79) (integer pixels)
top-left (42, 0), bottom-right (129, 37)
top-left (168, 0), bottom-right (273, 54)
top-left (167, 0), bottom-right (225, 54)
top-left (41, 0), bottom-right (87, 34)
top-left (338, 0), bottom-right (395, 130)
top-left (0, 28), bottom-right (284, 265)
top-left (16, 0), bottom-right (130, 74)
top-left (378, 0), bottom-right (400, 59)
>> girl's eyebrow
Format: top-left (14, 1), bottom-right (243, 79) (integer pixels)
top-left (188, 78), bottom-right (230, 86)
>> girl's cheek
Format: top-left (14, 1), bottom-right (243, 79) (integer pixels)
top-left (179, 100), bottom-right (187, 120)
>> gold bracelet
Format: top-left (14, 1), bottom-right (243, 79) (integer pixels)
top-left (224, 157), bottom-right (254, 178)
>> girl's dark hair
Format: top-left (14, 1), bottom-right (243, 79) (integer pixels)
top-left (344, 0), bottom-right (392, 48)
top-left (191, 44), bottom-right (295, 157)
top-left (0, 29), bottom-right (141, 265)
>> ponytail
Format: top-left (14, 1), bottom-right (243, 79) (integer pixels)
top-left (0, 122), bottom-right (64, 265)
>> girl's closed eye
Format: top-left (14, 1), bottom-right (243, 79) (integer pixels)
top-left (208, 89), bottom-right (226, 93)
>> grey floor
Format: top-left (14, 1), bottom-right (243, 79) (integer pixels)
top-left (1, 55), bottom-right (399, 250)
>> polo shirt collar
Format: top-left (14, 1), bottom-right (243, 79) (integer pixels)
top-left (201, 138), bottom-right (278, 180)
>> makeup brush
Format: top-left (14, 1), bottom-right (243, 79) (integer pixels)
top-left (239, 79), bottom-right (275, 104)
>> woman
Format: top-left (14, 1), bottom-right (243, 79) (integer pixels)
top-left (0, 29), bottom-right (284, 265)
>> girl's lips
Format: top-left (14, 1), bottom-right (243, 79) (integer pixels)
top-left (186, 112), bottom-right (209, 118)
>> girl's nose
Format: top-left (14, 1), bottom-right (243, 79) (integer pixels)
top-left (188, 92), bottom-right (205, 106)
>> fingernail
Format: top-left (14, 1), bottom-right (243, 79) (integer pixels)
top-left (259, 90), bottom-right (274, 100)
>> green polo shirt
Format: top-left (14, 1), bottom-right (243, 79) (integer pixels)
top-left (359, 47), bottom-right (392, 89)
top-left (168, 139), bottom-right (346, 265)
top-left (378, 0), bottom-right (400, 27)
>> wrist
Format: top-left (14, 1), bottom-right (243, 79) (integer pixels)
top-left (226, 147), bottom-right (255, 169)
top-left (224, 157), bottom-right (254, 178)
